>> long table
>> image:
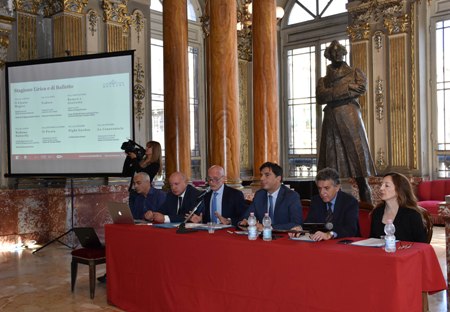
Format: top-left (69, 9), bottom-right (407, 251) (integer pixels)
top-left (105, 224), bottom-right (446, 312)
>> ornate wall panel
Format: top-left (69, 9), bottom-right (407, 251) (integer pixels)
top-left (102, 0), bottom-right (130, 52)
top-left (16, 12), bottom-right (37, 60)
top-left (52, 13), bottom-right (84, 57)
top-left (388, 34), bottom-right (408, 167)
top-left (238, 59), bottom-right (250, 174)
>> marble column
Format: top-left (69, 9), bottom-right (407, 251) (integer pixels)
top-left (163, 0), bottom-right (191, 179)
top-left (208, 0), bottom-right (241, 186)
top-left (252, 0), bottom-right (279, 176)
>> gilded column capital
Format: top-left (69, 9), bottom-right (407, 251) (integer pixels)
top-left (15, 0), bottom-right (40, 14)
top-left (347, 22), bottom-right (370, 41)
top-left (384, 14), bottom-right (409, 34)
top-left (102, 0), bottom-right (131, 31)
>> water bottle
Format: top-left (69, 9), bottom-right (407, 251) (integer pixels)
top-left (384, 219), bottom-right (396, 253)
top-left (262, 213), bottom-right (272, 241)
top-left (247, 212), bottom-right (258, 240)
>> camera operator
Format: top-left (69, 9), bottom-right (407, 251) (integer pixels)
top-left (122, 140), bottom-right (162, 209)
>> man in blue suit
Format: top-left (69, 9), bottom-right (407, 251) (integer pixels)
top-left (292, 167), bottom-right (359, 241)
top-left (191, 165), bottom-right (246, 226)
top-left (149, 171), bottom-right (204, 223)
top-left (238, 162), bottom-right (302, 231)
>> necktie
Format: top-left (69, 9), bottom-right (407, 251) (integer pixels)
top-left (177, 196), bottom-right (183, 214)
top-left (326, 202), bottom-right (333, 223)
top-left (211, 192), bottom-right (218, 223)
top-left (268, 195), bottom-right (274, 221)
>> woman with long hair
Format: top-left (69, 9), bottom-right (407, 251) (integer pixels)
top-left (370, 172), bottom-right (427, 243)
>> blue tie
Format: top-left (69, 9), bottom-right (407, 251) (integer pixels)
top-left (268, 195), bottom-right (274, 222)
top-left (211, 192), bottom-right (218, 223)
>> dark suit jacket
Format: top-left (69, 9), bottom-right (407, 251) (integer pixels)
top-left (157, 184), bottom-right (204, 223)
top-left (306, 190), bottom-right (359, 238)
top-left (202, 185), bottom-right (246, 226)
top-left (242, 184), bottom-right (302, 230)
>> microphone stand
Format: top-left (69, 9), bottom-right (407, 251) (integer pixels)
top-left (176, 197), bottom-right (205, 234)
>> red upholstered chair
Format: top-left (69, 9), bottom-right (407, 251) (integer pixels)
top-left (71, 248), bottom-right (106, 299)
top-left (301, 199), bottom-right (311, 221)
top-left (358, 201), bottom-right (374, 238)
top-left (417, 179), bottom-right (450, 225)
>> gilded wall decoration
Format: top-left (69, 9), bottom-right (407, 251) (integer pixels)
top-left (347, 22), bottom-right (370, 41)
top-left (376, 148), bottom-right (387, 171)
top-left (0, 13), bottom-right (13, 68)
top-left (134, 56), bottom-right (144, 83)
top-left (87, 9), bottom-right (98, 36)
top-left (133, 57), bottom-right (145, 127)
top-left (200, 14), bottom-right (209, 38)
top-left (410, 1), bottom-right (417, 169)
top-left (15, 0), bottom-right (39, 14)
top-left (17, 12), bottom-right (37, 60)
top-left (131, 10), bottom-right (144, 44)
top-left (373, 30), bottom-right (383, 52)
top-left (102, 0), bottom-right (131, 31)
top-left (375, 77), bottom-right (384, 122)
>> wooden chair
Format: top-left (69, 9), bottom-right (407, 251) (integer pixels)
top-left (71, 248), bottom-right (106, 299)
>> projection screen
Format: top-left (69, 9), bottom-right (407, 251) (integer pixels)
top-left (5, 51), bottom-right (134, 176)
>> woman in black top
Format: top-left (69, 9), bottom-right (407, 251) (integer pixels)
top-left (370, 172), bottom-right (427, 243)
top-left (122, 140), bottom-right (162, 207)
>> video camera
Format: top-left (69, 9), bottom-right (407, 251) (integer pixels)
top-left (121, 139), bottom-right (146, 160)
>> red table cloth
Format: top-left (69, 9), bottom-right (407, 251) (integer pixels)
top-left (105, 224), bottom-right (446, 312)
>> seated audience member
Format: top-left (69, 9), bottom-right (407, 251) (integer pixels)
top-left (370, 172), bottom-right (427, 243)
top-left (190, 165), bottom-right (246, 226)
top-left (239, 162), bottom-right (302, 231)
top-left (291, 168), bottom-right (359, 241)
top-left (130, 172), bottom-right (166, 220)
top-left (148, 171), bottom-right (204, 223)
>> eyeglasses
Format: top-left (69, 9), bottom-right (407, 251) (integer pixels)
top-left (206, 176), bottom-right (224, 183)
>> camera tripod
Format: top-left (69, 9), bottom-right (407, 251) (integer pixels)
top-left (32, 178), bottom-right (76, 254)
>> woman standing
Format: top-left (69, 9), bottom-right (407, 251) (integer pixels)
top-left (122, 140), bottom-right (162, 208)
top-left (370, 172), bottom-right (427, 243)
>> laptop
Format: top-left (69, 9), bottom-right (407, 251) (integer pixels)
top-left (73, 227), bottom-right (104, 249)
top-left (107, 201), bottom-right (149, 224)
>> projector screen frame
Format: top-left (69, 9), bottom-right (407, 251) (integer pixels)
top-left (4, 50), bottom-right (136, 178)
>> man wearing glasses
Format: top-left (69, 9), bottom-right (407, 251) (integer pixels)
top-left (191, 165), bottom-right (246, 226)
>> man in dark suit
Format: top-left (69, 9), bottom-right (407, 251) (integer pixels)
top-left (238, 162), bottom-right (302, 231)
top-left (292, 167), bottom-right (359, 241)
top-left (148, 171), bottom-right (204, 223)
top-left (191, 165), bottom-right (246, 226)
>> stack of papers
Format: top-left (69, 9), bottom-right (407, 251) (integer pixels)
top-left (152, 223), bottom-right (233, 230)
top-left (350, 238), bottom-right (385, 247)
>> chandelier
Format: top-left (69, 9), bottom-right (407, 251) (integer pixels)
top-left (236, 0), bottom-right (285, 61)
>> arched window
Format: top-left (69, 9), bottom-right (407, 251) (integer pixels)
top-left (149, 0), bottom-right (205, 180)
top-left (281, 0), bottom-right (348, 178)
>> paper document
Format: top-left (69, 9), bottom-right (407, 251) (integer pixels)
top-left (185, 223), bottom-right (233, 230)
top-left (351, 238), bottom-right (385, 247)
top-left (152, 223), bottom-right (181, 229)
top-left (290, 235), bottom-right (315, 242)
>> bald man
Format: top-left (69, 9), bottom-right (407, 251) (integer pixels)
top-left (191, 165), bottom-right (246, 226)
top-left (150, 172), bottom-right (204, 223)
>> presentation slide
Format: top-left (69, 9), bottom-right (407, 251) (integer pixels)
top-left (6, 51), bottom-right (134, 176)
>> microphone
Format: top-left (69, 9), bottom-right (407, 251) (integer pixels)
top-left (196, 186), bottom-right (211, 199)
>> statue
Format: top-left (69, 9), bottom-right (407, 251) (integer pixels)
top-left (316, 40), bottom-right (376, 203)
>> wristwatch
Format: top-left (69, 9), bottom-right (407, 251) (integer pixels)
top-left (329, 231), bottom-right (336, 239)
